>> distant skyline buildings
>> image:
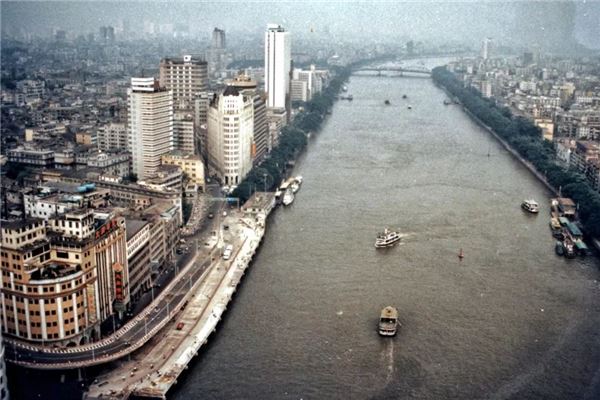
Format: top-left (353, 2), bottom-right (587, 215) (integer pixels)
top-left (2, 2), bottom-right (599, 50)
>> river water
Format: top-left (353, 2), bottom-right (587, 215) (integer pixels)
top-left (170, 62), bottom-right (600, 400)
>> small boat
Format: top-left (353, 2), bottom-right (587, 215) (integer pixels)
top-left (402, 94), bottom-right (407, 99)
top-left (564, 239), bottom-right (576, 258)
top-left (282, 188), bottom-right (294, 206)
top-left (378, 306), bottom-right (399, 336)
top-left (274, 190), bottom-right (283, 204)
top-left (375, 228), bottom-right (401, 248)
top-left (295, 176), bottom-right (303, 185)
top-left (574, 240), bottom-right (589, 257)
top-left (290, 181), bottom-right (300, 193)
top-left (549, 218), bottom-right (561, 231)
top-left (521, 199), bottom-right (539, 213)
top-left (342, 85), bottom-right (348, 92)
top-left (384, 100), bottom-right (390, 105)
top-left (407, 105), bottom-right (412, 110)
top-left (555, 241), bottom-right (564, 256)
top-left (458, 248), bottom-right (464, 259)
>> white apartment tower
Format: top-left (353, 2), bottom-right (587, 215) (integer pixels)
top-left (265, 24), bottom-right (291, 111)
top-left (159, 55), bottom-right (208, 109)
top-left (127, 77), bottom-right (174, 180)
top-left (207, 86), bottom-right (254, 186)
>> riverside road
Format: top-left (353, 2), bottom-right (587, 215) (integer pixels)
top-left (170, 59), bottom-right (600, 400)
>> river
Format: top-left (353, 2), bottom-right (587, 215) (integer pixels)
top-left (170, 61), bottom-right (600, 400)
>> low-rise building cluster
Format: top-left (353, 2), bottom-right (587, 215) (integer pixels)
top-left (449, 46), bottom-right (600, 193)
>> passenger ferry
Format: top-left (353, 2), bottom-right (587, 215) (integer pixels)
top-left (375, 228), bottom-right (401, 248)
top-left (378, 306), bottom-right (399, 336)
top-left (521, 199), bottom-right (540, 213)
top-left (282, 189), bottom-right (294, 206)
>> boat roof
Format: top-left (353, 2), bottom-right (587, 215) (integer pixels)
top-left (380, 306), bottom-right (398, 319)
top-left (558, 217), bottom-right (570, 225)
top-left (565, 222), bottom-right (582, 236)
top-left (524, 199), bottom-right (538, 205)
top-left (575, 241), bottom-right (588, 250)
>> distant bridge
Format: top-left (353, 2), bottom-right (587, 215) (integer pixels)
top-left (354, 66), bottom-right (432, 76)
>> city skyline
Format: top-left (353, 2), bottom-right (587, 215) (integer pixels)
top-left (2, 1), bottom-right (600, 50)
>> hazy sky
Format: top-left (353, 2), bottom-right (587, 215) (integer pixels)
top-left (2, 1), bottom-right (599, 49)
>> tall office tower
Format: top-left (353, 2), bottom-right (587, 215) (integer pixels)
top-left (159, 55), bottom-right (208, 110)
top-left (212, 28), bottom-right (226, 49)
top-left (128, 77), bottom-right (173, 180)
top-left (265, 24), bottom-right (291, 113)
top-left (207, 28), bottom-right (228, 78)
top-left (0, 330), bottom-right (7, 400)
top-left (207, 86), bottom-right (254, 186)
top-left (481, 37), bottom-right (492, 60)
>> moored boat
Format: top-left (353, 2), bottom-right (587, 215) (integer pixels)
top-left (375, 228), bottom-right (401, 248)
top-left (521, 199), bottom-right (539, 213)
top-left (564, 239), bottom-right (576, 258)
top-left (384, 99), bottom-right (390, 105)
top-left (555, 241), bottom-right (565, 256)
top-left (282, 189), bottom-right (294, 206)
top-left (407, 105), bottom-right (412, 110)
top-left (378, 306), bottom-right (399, 336)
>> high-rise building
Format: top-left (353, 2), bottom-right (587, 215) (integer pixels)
top-left (159, 55), bottom-right (208, 109)
top-left (264, 24), bottom-right (291, 112)
top-left (127, 77), bottom-right (173, 180)
top-left (207, 86), bottom-right (254, 186)
top-left (212, 28), bottom-right (226, 49)
top-left (481, 37), bottom-right (491, 60)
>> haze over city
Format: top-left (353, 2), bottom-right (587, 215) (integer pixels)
top-left (2, 1), bottom-right (600, 50)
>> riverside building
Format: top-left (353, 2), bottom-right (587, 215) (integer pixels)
top-left (207, 86), bottom-right (254, 186)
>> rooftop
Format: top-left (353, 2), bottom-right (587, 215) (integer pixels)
top-left (125, 219), bottom-right (149, 241)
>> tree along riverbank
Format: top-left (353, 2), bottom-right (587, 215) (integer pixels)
top-left (432, 66), bottom-right (600, 238)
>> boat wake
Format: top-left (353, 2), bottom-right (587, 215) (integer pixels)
top-left (382, 340), bottom-right (395, 384)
